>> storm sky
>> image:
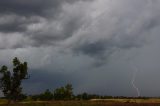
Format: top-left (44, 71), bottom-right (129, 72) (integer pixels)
top-left (0, 0), bottom-right (160, 97)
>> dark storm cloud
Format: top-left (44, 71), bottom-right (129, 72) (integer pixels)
top-left (74, 40), bottom-right (107, 57)
top-left (0, 0), bottom-right (92, 48)
top-left (0, 14), bottom-right (41, 33)
top-left (0, 0), bottom-right (71, 33)
top-left (23, 70), bottom-right (82, 94)
top-left (29, 14), bottom-right (85, 46)
top-left (1, 0), bottom-right (160, 97)
top-left (0, 0), bottom-right (158, 60)
top-left (0, 0), bottom-right (159, 50)
top-left (0, 0), bottom-right (53, 16)
top-left (72, 40), bottom-right (115, 62)
top-left (69, 0), bottom-right (160, 61)
top-left (0, 0), bottom-right (88, 17)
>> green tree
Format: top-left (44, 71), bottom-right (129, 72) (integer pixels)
top-left (81, 93), bottom-right (89, 100)
top-left (65, 84), bottom-right (73, 100)
top-left (53, 84), bottom-right (73, 100)
top-left (54, 87), bottom-right (66, 100)
top-left (39, 89), bottom-right (53, 101)
top-left (76, 93), bottom-right (90, 100)
top-left (0, 57), bottom-right (29, 102)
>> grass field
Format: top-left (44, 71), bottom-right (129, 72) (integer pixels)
top-left (1, 99), bottom-right (160, 106)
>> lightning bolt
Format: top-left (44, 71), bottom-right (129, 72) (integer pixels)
top-left (130, 61), bottom-right (140, 97)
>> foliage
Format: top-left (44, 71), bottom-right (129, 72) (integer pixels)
top-left (30, 84), bottom-right (73, 101)
top-left (30, 95), bottom-right (40, 101)
top-left (54, 84), bottom-right (73, 100)
top-left (0, 57), bottom-right (29, 102)
top-left (18, 94), bottom-right (28, 101)
top-left (39, 89), bottom-right (53, 101)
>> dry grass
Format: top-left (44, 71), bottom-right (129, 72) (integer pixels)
top-left (91, 98), bottom-right (160, 103)
top-left (0, 99), bottom-right (160, 106)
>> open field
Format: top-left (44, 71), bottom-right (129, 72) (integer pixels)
top-left (1, 99), bottom-right (160, 106)
top-left (91, 98), bottom-right (160, 103)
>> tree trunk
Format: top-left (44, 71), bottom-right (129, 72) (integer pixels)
top-left (7, 99), bottom-right (15, 106)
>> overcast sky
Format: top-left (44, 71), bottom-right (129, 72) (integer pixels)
top-left (0, 0), bottom-right (160, 97)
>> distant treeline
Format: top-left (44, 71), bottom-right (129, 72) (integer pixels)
top-left (2, 83), bottom-right (155, 101)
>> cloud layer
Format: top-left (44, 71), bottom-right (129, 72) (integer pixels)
top-left (0, 0), bottom-right (160, 96)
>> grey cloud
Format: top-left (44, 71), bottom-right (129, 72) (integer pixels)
top-left (0, 0), bottom-right (69, 33)
top-left (74, 40), bottom-right (107, 57)
top-left (0, 14), bottom-right (41, 33)
top-left (72, 40), bottom-right (115, 63)
top-left (0, 0), bottom-right (92, 48)
top-left (29, 13), bottom-right (86, 46)
top-left (0, 0), bottom-right (159, 58)
top-left (1, 0), bottom-right (160, 97)
top-left (0, 0), bottom-right (159, 50)
top-left (0, 0), bottom-right (85, 17)
top-left (68, 0), bottom-right (160, 62)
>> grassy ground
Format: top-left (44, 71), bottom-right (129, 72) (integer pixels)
top-left (1, 99), bottom-right (160, 106)
top-left (91, 98), bottom-right (160, 103)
